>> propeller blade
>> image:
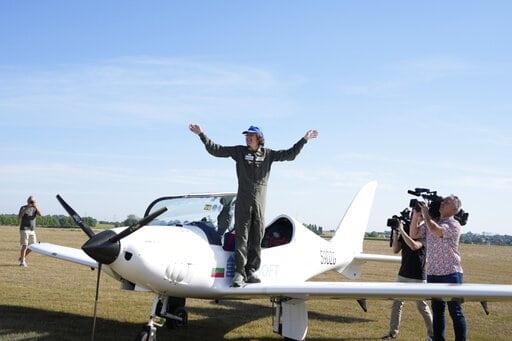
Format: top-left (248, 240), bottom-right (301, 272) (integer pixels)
top-left (109, 207), bottom-right (167, 243)
top-left (91, 263), bottom-right (102, 341)
top-left (56, 194), bottom-right (95, 239)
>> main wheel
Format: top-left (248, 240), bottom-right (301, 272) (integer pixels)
top-left (166, 307), bottom-right (188, 329)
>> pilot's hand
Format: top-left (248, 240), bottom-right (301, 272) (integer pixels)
top-left (304, 129), bottom-right (318, 141)
top-left (189, 124), bottom-right (203, 135)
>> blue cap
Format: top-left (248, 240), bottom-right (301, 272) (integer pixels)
top-left (242, 125), bottom-right (263, 137)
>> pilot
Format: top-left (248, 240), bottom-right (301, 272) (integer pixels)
top-left (189, 124), bottom-right (318, 287)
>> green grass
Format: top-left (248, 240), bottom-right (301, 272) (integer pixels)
top-left (1, 226), bottom-right (511, 340)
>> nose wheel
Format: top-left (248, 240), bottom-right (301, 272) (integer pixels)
top-left (135, 325), bottom-right (157, 341)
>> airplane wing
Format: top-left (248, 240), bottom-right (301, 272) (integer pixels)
top-left (29, 242), bottom-right (98, 269)
top-left (217, 281), bottom-right (512, 302)
top-left (337, 253), bottom-right (401, 279)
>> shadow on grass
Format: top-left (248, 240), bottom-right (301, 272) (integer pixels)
top-left (0, 302), bottom-right (376, 341)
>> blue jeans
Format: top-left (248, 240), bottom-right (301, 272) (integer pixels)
top-left (427, 272), bottom-right (467, 341)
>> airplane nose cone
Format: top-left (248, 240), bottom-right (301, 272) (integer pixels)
top-left (82, 230), bottom-right (121, 264)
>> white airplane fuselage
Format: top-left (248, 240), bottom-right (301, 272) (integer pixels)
top-left (110, 215), bottom-right (348, 298)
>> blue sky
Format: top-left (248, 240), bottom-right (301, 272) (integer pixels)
top-left (1, 1), bottom-right (511, 233)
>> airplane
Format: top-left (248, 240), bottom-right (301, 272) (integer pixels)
top-left (30, 181), bottom-right (512, 341)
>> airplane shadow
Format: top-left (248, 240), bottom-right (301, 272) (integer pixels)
top-left (0, 302), bottom-right (376, 341)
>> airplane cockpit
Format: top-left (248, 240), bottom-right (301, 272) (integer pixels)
top-left (261, 217), bottom-right (293, 248)
top-left (144, 193), bottom-right (236, 246)
top-left (144, 193), bottom-right (294, 250)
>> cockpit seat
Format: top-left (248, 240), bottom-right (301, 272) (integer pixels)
top-left (188, 221), bottom-right (222, 246)
top-left (223, 231), bottom-right (236, 251)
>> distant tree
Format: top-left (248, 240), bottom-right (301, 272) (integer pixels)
top-left (304, 223), bottom-right (324, 236)
top-left (123, 214), bottom-right (140, 226)
top-left (83, 217), bottom-right (97, 227)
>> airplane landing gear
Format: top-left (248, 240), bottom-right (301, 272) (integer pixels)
top-left (161, 296), bottom-right (188, 329)
top-left (271, 297), bottom-right (308, 341)
top-left (135, 325), bottom-right (157, 341)
top-left (136, 295), bottom-right (188, 340)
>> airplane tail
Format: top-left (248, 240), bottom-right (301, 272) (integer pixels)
top-left (330, 181), bottom-right (378, 255)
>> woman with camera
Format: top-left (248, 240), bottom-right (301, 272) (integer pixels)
top-left (382, 220), bottom-right (433, 340)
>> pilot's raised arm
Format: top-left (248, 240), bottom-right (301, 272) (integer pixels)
top-left (269, 129), bottom-right (318, 162)
top-left (189, 124), bottom-right (240, 159)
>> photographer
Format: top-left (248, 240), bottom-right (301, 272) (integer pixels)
top-left (382, 220), bottom-right (433, 340)
top-left (410, 195), bottom-right (466, 341)
top-left (18, 196), bottom-right (42, 267)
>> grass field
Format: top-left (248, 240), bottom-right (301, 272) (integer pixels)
top-left (1, 226), bottom-right (512, 341)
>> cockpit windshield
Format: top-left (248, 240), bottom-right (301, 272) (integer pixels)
top-left (144, 193), bottom-right (236, 235)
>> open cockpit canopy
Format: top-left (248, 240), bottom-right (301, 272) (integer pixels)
top-left (144, 193), bottom-right (237, 237)
top-left (144, 194), bottom-right (295, 249)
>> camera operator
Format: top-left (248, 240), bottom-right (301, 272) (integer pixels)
top-left (410, 195), bottom-right (466, 341)
top-left (382, 221), bottom-right (433, 340)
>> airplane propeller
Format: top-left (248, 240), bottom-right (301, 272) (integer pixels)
top-left (56, 195), bottom-right (167, 341)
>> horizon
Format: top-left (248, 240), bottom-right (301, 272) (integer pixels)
top-left (1, 2), bottom-right (510, 235)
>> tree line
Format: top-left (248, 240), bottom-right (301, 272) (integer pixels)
top-left (3, 212), bottom-right (510, 246)
top-left (365, 230), bottom-right (512, 246)
top-left (304, 223), bottom-right (323, 235)
top-left (0, 214), bottom-right (97, 228)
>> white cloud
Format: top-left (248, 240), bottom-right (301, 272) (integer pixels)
top-left (0, 57), bottom-right (301, 127)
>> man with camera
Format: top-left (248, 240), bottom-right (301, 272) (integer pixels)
top-left (410, 195), bottom-right (467, 341)
top-left (382, 219), bottom-right (433, 340)
top-left (18, 196), bottom-right (42, 267)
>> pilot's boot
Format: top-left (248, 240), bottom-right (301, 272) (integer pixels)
top-left (246, 271), bottom-right (261, 284)
top-left (231, 272), bottom-right (245, 288)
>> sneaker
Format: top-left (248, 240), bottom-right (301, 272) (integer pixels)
top-left (381, 333), bottom-right (397, 340)
top-left (231, 272), bottom-right (245, 288)
top-left (246, 272), bottom-right (261, 284)
top-left (20, 260), bottom-right (27, 267)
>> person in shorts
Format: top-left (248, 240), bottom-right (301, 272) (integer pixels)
top-left (18, 196), bottom-right (42, 267)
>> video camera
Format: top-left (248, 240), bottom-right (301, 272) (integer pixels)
top-left (386, 187), bottom-right (469, 247)
top-left (407, 188), bottom-right (469, 225)
top-left (386, 208), bottom-right (411, 247)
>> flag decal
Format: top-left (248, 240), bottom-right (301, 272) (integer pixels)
top-left (211, 267), bottom-right (225, 278)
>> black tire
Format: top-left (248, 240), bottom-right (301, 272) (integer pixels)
top-left (166, 307), bottom-right (188, 329)
top-left (174, 307), bottom-right (188, 327)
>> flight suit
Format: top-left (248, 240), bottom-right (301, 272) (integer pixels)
top-left (199, 132), bottom-right (307, 278)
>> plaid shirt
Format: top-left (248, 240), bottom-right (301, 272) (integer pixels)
top-left (418, 217), bottom-right (463, 276)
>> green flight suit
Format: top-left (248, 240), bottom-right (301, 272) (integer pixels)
top-left (198, 132), bottom-right (307, 278)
